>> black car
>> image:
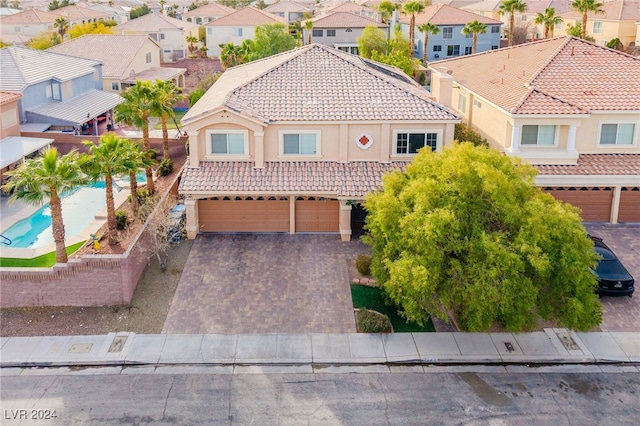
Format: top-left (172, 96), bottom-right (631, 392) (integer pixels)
top-left (589, 235), bottom-right (634, 297)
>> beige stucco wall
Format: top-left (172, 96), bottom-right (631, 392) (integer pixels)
top-left (0, 99), bottom-right (20, 139)
top-left (555, 19), bottom-right (637, 47)
top-left (206, 26), bottom-right (259, 57)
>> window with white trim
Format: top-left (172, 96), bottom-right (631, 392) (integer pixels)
top-left (312, 29), bottom-right (323, 37)
top-left (442, 27), bottom-right (453, 39)
top-left (433, 45), bottom-right (442, 52)
top-left (491, 25), bottom-right (500, 33)
top-left (233, 28), bottom-right (243, 36)
top-left (593, 21), bottom-right (602, 34)
top-left (521, 125), bottom-right (556, 146)
top-left (599, 123), bottom-right (635, 145)
top-left (206, 130), bottom-right (248, 156)
top-left (280, 131), bottom-right (319, 155)
top-left (458, 94), bottom-right (467, 113)
top-left (447, 45), bottom-right (460, 56)
top-left (464, 46), bottom-right (472, 55)
top-left (112, 82), bottom-right (120, 91)
top-left (160, 33), bottom-right (165, 40)
top-left (395, 131), bottom-right (438, 154)
top-left (145, 52), bottom-right (152, 63)
top-left (327, 29), bottom-right (336, 37)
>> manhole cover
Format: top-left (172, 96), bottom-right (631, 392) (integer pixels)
top-left (555, 331), bottom-right (580, 351)
top-left (69, 343), bottom-right (93, 354)
top-left (108, 336), bottom-right (128, 353)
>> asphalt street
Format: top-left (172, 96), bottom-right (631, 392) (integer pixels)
top-left (2, 367), bottom-right (639, 425)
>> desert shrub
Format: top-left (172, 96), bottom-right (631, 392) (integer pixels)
top-left (128, 188), bottom-right (151, 205)
top-left (157, 159), bottom-right (173, 177)
top-left (356, 254), bottom-right (372, 276)
top-left (357, 309), bottom-right (393, 333)
top-left (115, 210), bottom-right (130, 230)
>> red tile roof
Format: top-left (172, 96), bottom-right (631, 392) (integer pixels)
top-left (206, 7), bottom-right (284, 26)
top-left (310, 11), bottom-right (387, 28)
top-left (179, 161), bottom-right (409, 197)
top-left (536, 154), bottom-right (640, 176)
top-left (0, 91), bottom-right (21, 105)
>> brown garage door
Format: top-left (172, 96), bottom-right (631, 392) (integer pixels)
top-left (619, 187), bottom-right (640, 223)
top-left (543, 187), bottom-right (612, 222)
top-left (199, 196), bottom-right (289, 232)
top-left (295, 197), bottom-right (339, 232)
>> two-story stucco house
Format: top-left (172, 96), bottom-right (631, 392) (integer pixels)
top-left (265, 1), bottom-right (314, 26)
top-left (48, 34), bottom-right (186, 92)
top-left (0, 46), bottom-right (123, 136)
top-left (304, 11), bottom-right (388, 54)
top-left (0, 8), bottom-right (64, 40)
top-left (401, 4), bottom-right (502, 61)
top-left (116, 12), bottom-right (199, 62)
top-left (179, 44), bottom-right (460, 241)
top-left (429, 36), bottom-right (640, 223)
top-left (205, 7), bottom-right (285, 58)
top-left (181, 2), bottom-right (235, 25)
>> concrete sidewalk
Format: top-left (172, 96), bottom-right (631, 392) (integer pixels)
top-left (1, 330), bottom-right (639, 371)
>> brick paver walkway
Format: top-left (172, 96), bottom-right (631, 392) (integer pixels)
top-left (585, 224), bottom-right (640, 332)
top-left (162, 234), bottom-right (370, 334)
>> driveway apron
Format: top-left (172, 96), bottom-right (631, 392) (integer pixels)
top-left (162, 234), bottom-right (370, 334)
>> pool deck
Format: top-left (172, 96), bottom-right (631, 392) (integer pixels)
top-left (0, 189), bottom-right (131, 260)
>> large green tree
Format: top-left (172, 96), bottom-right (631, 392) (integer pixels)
top-left (498, 0), bottom-right (528, 46)
top-left (82, 134), bottom-right (134, 243)
top-left (114, 80), bottom-right (156, 194)
top-left (534, 7), bottom-right (563, 38)
top-left (402, 1), bottom-right (426, 55)
top-left (417, 22), bottom-right (439, 64)
top-left (571, 0), bottom-right (604, 39)
top-left (363, 143), bottom-right (602, 332)
top-left (1, 148), bottom-right (86, 263)
top-left (357, 25), bottom-right (389, 58)
top-left (461, 20), bottom-right (487, 54)
top-left (247, 23), bottom-right (297, 61)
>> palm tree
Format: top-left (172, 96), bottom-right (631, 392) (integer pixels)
top-left (53, 17), bottom-right (69, 40)
top-left (571, 0), bottom-right (604, 40)
top-left (186, 35), bottom-right (198, 55)
top-left (461, 20), bottom-right (487, 54)
top-left (304, 20), bottom-right (313, 45)
top-left (82, 133), bottom-right (134, 243)
top-left (417, 22), bottom-right (439, 63)
top-left (1, 148), bottom-right (86, 263)
top-left (219, 42), bottom-right (245, 68)
top-left (123, 139), bottom-right (155, 217)
top-left (534, 7), bottom-right (562, 38)
top-left (152, 79), bottom-right (184, 161)
top-left (498, 0), bottom-right (528, 46)
top-left (403, 1), bottom-right (425, 55)
top-left (378, 1), bottom-right (399, 22)
top-left (114, 80), bottom-right (156, 194)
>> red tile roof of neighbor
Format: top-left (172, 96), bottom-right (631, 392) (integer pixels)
top-left (536, 154), bottom-right (640, 176)
top-left (0, 91), bottom-right (21, 105)
top-left (179, 161), bottom-right (409, 197)
top-left (206, 7), bottom-right (284, 26)
top-left (310, 11), bottom-right (387, 28)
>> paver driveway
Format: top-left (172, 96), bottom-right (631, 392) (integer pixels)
top-left (584, 224), bottom-right (640, 332)
top-left (162, 234), bottom-right (370, 334)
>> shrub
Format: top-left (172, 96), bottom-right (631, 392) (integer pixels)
top-left (127, 188), bottom-right (150, 205)
top-left (356, 309), bottom-right (393, 333)
top-left (355, 254), bottom-right (372, 276)
top-left (418, 71), bottom-right (426, 85)
top-left (157, 159), bottom-right (173, 177)
top-left (115, 210), bottom-right (129, 230)
top-left (454, 123), bottom-right (488, 147)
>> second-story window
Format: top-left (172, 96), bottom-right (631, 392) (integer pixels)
top-left (281, 131), bottom-right (319, 155)
top-left (442, 27), bottom-right (453, 39)
top-left (522, 125), bottom-right (556, 146)
top-left (233, 28), bottom-right (243, 36)
top-left (593, 22), bottom-right (602, 34)
top-left (145, 52), bottom-right (151, 63)
top-left (312, 29), bottom-right (323, 37)
top-left (327, 29), bottom-right (336, 37)
top-left (207, 130), bottom-right (248, 156)
top-left (395, 132), bottom-right (438, 154)
top-left (491, 26), bottom-right (500, 33)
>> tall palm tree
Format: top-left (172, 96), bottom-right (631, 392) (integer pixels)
top-left (304, 20), bottom-right (313, 45)
top-left (417, 22), bottom-right (439, 63)
top-left (461, 20), bottom-right (487, 54)
top-left (186, 35), bottom-right (198, 55)
top-left (1, 148), bottom-right (86, 263)
top-left (378, 1), bottom-right (399, 22)
top-left (82, 133), bottom-right (134, 243)
top-left (152, 80), bottom-right (184, 161)
top-left (123, 139), bottom-right (155, 217)
top-left (114, 80), bottom-right (156, 194)
top-left (498, 0), bottom-right (528, 46)
top-left (571, 0), bottom-right (604, 40)
top-left (534, 7), bottom-right (563, 38)
top-left (403, 1), bottom-right (425, 55)
top-left (219, 42), bottom-right (245, 68)
top-left (53, 17), bottom-right (69, 40)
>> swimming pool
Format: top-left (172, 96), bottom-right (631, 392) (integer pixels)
top-left (3, 182), bottom-right (119, 249)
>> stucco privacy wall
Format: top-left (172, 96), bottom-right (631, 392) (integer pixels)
top-left (0, 166), bottom-right (182, 308)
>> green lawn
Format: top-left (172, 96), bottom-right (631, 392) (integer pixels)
top-left (351, 284), bottom-right (435, 332)
top-left (153, 111), bottom-right (187, 130)
top-left (0, 241), bottom-right (85, 268)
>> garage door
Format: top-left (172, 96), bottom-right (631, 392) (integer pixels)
top-left (543, 187), bottom-right (612, 222)
top-left (619, 187), bottom-right (640, 223)
top-left (295, 197), bottom-right (339, 232)
top-left (199, 196), bottom-right (289, 232)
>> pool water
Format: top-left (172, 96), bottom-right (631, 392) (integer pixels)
top-left (3, 182), bottom-right (121, 249)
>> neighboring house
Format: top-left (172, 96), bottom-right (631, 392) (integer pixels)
top-left (0, 33), bottom-right (32, 46)
top-left (205, 7), bottom-right (285, 58)
top-left (265, 1), bottom-right (314, 25)
top-left (0, 91), bottom-right (54, 188)
top-left (303, 12), bottom-right (388, 54)
top-left (52, 4), bottom-right (114, 25)
top-left (0, 46), bottom-right (123, 136)
top-left (179, 44), bottom-right (460, 241)
top-left (0, 7), bottom-right (21, 17)
top-left (47, 34), bottom-right (186, 92)
top-left (511, 0), bottom-right (572, 41)
top-left (318, 1), bottom-right (380, 21)
top-left (429, 36), bottom-right (640, 223)
top-left (0, 8), bottom-right (63, 39)
top-left (401, 4), bottom-right (502, 61)
top-left (115, 12), bottom-right (199, 62)
top-left (182, 3), bottom-right (235, 25)
top-left (556, 0), bottom-right (640, 49)
top-left (75, 1), bottom-right (131, 25)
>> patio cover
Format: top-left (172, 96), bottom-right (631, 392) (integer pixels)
top-left (0, 136), bottom-right (54, 170)
top-left (27, 90), bottom-right (123, 126)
